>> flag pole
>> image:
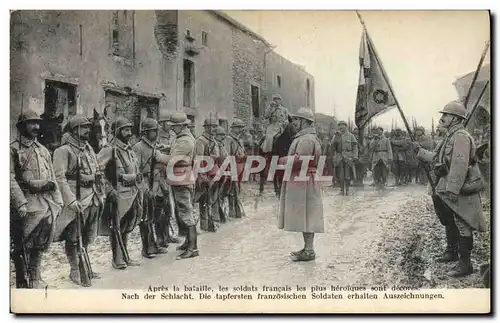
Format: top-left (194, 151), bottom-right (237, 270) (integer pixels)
top-left (356, 11), bottom-right (415, 141)
top-left (463, 40), bottom-right (490, 109)
top-left (464, 80), bottom-right (489, 129)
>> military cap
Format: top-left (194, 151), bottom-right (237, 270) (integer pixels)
top-left (203, 115), bottom-right (219, 127)
top-left (230, 118), bottom-right (245, 128)
top-left (272, 94), bottom-right (283, 101)
top-left (438, 101), bottom-right (467, 119)
top-left (67, 114), bottom-right (92, 129)
top-left (415, 126), bottom-right (425, 133)
top-left (216, 126), bottom-right (226, 135)
top-left (337, 120), bottom-right (347, 126)
top-left (290, 107), bottom-right (314, 122)
top-left (167, 112), bottom-right (191, 125)
top-left (377, 126), bottom-right (384, 132)
top-left (111, 117), bottom-right (133, 133)
top-left (16, 109), bottom-right (42, 126)
top-left (141, 118), bottom-right (158, 132)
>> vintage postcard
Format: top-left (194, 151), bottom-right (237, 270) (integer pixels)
top-left (9, 9), bottom-right (491, 314)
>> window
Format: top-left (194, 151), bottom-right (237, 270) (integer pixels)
top-left (251, 84), bottom-right (260, 119)
top-left (111, 10), bottom-right (135, 59)
top-left (306, 79), bottom-right (311, 107)
top-left (183, 59), bottom-right (195, 108)
top-left (202, 31), bottom-right (208, 46)
top-left (276, 75), bottom-right (282, 88)
top-left (44, 80), bottom-right (77, 124)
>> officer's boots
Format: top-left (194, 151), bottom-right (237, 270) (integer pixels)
top-left (437, 225), bottom-right (459, 262)
top-left (449, 236), bottom-right (474, 277)
top-left (123, 233), bottom-right (140, 266)
top-left (176, 225), bottom-right (199, 260)
top-left (29, 249), bottom-right (44, 289)
top-left (65, 242), bottom-right (80, 285)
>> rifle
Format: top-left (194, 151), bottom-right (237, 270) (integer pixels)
top-left (109, 126), bottom-right (130, 264)
top-left (13, 93), bottom-right (32, 288)
top-left (76, 125), bottom-right (92, 287)
top-left (139, 138), bottom-right (157, 255)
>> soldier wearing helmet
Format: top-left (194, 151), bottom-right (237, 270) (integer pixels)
top-left (352, 127), bottom-right (368, 186)
top-left (391, 128), bottom-right (411, 186)
top-left (225, 118), bottom-right (247, 219)
top-left (132, 118), bottom-right (177, 258)
top-left (52, 114), bottom-right (105, 286)
top-left (10, 109), bottom-right (63, 288)
top-left (414, 126), bottom-right (434, 185)
top-left (278, 107), bottom-right (324, 262)
top-left (194, 115), bottom-right (221, 232)
top-left (214, 125), bottom-right (230, 223)
top-left (261, 94), bottom-right (290, 154)
top-left (415, 101), bottom-right (486, 277)
top-left (369, 126), bottom-right (392, 188)
top-left (331, 120), bottom-right (359, 195)
top-left (157, 112), bottom-right (177, 154)
top-left (97, 117), bottom-right (143, 269)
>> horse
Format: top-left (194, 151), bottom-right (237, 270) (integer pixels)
top-left (60, 108), bottom-right (110, 154)
top-left (39, 112), bottom-right (64, 155)
top-left (258, 121), bottom-right (295, 199)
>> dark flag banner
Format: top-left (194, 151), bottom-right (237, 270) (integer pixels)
top-left (355, 30), bottom-right (396, 129)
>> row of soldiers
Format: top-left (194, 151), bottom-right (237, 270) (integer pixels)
top-left (324, 122), bottom-right (438, 195)
top-left (10, 108), bottom-right (248, 289)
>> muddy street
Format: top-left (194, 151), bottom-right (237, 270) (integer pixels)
top-left (32, 180), bottom-right (437, 290)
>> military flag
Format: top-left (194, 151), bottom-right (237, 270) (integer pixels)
top-left (355, 28), bottom-right (396, 129)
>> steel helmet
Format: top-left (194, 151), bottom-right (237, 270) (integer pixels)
top-left (111, 117), bottom-right (133, 133)
top-left (290, 107), bottom-right (315, 122)
top-left (158, 111), bottom-right (173, 122)
top-left (17, 109), bottom-right (42, 126)
top-left (216, 126), bottom-right (226, 135)
top-left (167, 112), bottom-right (191, 125)
top-left (141, 118), bottom-right (158, 132)
top-left (203, 115), bottom-right (219, 127)
top-left (337, 120), bottom-right (347, 126)
top-left (230, 118), bottom-right (245, 128)
top-left (438, 101), bottom-right (467, 119)
top-left (67, 114), bottom-right (92, 129)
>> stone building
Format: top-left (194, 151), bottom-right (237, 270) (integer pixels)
top-left (10, 10), bottom-right (314, 139)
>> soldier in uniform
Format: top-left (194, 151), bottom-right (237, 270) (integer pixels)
top-left (165, 112), bottom-right (198, 260)
top-left (391, 128), bottom-right (411, 185)
top-left (52, 115), bottom-right (105, 286)
top-left (261, 94), bottom-right (289, 154)
top-left (132, 118), bottom-right (172, 258)
top-left (194, 116), bottom-right (221, 232)
top-left (225, 119), bottom-right (247, 219)
top-left (369, 127), bottom-right (393, 188)
top-left (352, 127), bottom-right (367, 186)
top-left (416, 101), bottom-right (486, 277)
top-left (278, 107), bottom-right (324, 262)
top-left (331, 121), bottom-right (358, 195)
top-left (10, 109), bottom-right (63, 288)
top-left (414, 126), bottom-right (434, 185)
top-left (97, 117), bottom-right (142, 269)
top-left (214, 125), bottom-right (229, 223)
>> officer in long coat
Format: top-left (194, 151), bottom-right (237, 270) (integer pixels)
top-left (225, 119), bottom-right (247, 219)
top-left (278, 107), bottom-right (324, 262)
top-left (165, 112), bottom-right (198, 260)
top-left (261, 94), bottom-right (289, 154)
top-left (97, 117), bottom-right (142, 270)
top-left (157, 113), bottom-right (182, 243)
top-left (10, 109), bottom-right (63, 288)
top-left (214, 126), bottom-right (229, 223)
top-left (52, 115), bottom-right (105, 286)
top-left (416, 101), bottom-right (486, 277)
top-left (132, 118), bottom-right (172, 258)
top-left (194, 116), bottom-right (221, 232)
top-left (331, 121), bottom-right (358, 195)
top-left (369, 126), bottom-right (393, 187)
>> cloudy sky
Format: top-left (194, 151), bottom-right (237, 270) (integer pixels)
top-left (225, 10), bottom-right (490, 130)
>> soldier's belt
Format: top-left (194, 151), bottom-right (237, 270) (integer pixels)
top-left (119, 173), bottom-right (141, 187)
top-left (66, 174), bottom-right (96, 188)
top-left (20, 180), bottom-right (56, 194)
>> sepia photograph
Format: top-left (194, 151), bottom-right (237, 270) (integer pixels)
top-left (8, 7), bottom-right (491, 314)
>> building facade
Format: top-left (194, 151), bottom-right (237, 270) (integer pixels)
top-left (10, 10), bottom-right (315, 139)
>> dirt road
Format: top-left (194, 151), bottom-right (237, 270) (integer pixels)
top-left (34, 182), bottom-right (441, 290)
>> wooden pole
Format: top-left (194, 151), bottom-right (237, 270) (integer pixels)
top-left (463, 40), bottom-right (490, 109)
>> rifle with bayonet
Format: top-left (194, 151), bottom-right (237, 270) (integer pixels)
top-left (75, 126), bottom-right (92, 287)
top-left (139, 139), bottom-right (157, 256)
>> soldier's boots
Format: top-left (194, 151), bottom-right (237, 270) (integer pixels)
top-left (29, 250), bottom-right (44, 289)
top-left (449, 236), bottom-right (474, 278)
top-left (166, 214), bottom-right (182, 244)
top-left (65, 243), bottom-right (81, 285)
top-left (176, 225), bottom-right (199, 260)
top-left (123, 234), bottom-right (141, 266)
top-left (437, 225), bottom-right (459, 263)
